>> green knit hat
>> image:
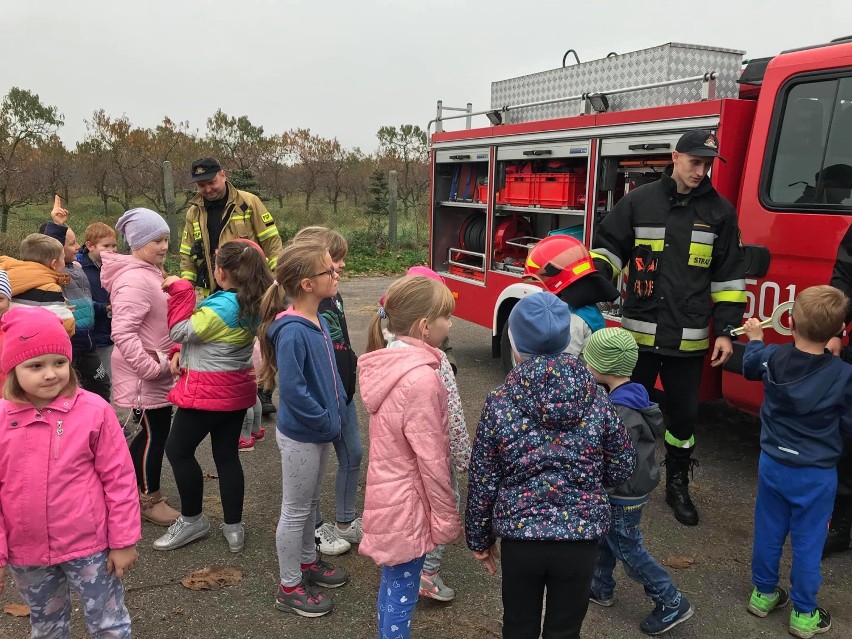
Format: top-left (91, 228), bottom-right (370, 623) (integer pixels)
top-left (583, 327), bottom-right (638, 377)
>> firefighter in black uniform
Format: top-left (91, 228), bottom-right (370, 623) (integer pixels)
top-left (591, 130), bottom-right (746, 526)
top-left (825, 223), bottom-right (852, 556)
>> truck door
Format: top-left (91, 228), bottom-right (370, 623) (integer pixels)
top-left (726, 65), bottom-right (852, 414)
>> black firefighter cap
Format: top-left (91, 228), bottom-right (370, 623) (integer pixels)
top-left (675, 130), bottom-right (726, 163)
top-left (190, 157), bottom-right (222, 182)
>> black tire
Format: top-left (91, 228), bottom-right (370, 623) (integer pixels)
top-left (500, 316), bottom-right (514, 373)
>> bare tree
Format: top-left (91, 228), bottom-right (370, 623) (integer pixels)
top-left (0, 88), bottom-right (63, 232)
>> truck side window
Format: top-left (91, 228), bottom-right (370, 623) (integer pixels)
top-left (767, 76), bottom-right (852, 208)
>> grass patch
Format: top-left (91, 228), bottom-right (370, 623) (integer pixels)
top-left (3, 195), bottom-right (428, 277)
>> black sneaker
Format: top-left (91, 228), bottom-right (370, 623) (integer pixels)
top-left (640, 593), bottom-right (694, 635)
top-left (589, 590), bottom-right (615, 607)
top-left (302, 559), bottom-right (349, 589)
top-left (274, 582), bottom-right (332, 618)
top-left (258, 388), bottom-right (276, 415)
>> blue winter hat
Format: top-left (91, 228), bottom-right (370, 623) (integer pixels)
top-left (507, 292), bottom-right (572, 361)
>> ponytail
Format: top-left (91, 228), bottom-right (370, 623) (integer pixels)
top-left (256, 240), bottom-right (329, 391)
top-left (366, 312), bottom-right (386, 353)
top-left (216, 241), bottom-right (273, 331)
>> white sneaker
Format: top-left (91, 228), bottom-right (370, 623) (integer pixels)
top-left (316, 522), bottom-right (351, 556)
top-left (335, 518), bottom-right (363, 544)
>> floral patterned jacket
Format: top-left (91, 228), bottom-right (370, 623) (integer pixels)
top-left (465, 353), bottom-right (635, 552)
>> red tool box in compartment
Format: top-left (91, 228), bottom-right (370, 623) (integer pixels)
top-left (536, 172), bottom-right (586, 208)
top-left (498, 174), bottom-right (537, 206)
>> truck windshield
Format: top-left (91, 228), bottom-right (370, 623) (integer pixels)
top-left (767, 75), bottom-right (852, 208)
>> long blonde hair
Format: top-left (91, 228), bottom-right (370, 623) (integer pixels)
top-left (367, 276), bottom-right (455, 352)
top-left (256, 240), bottom-right (329, 391)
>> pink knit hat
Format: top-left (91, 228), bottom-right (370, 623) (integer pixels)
top-left (0, 307), bottom-right (72, 374)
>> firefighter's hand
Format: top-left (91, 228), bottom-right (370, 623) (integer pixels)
top-left (50, 194), bottom-right (69, 225)
top-left (741, 317), bottom-right (765, 342)
top-left (828, 336), bottom-right (842, 356)
top-left (710, 335), bottom-right (734, 367)
top-left (471, 544), bottom-right (500, 576)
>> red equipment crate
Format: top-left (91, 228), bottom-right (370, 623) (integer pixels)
top-left (535, 173), bottom-right (586, 208)
top-left (475, 183), bottom-right (489, 203)
top-left (499, 174), bottom-right (537, 206)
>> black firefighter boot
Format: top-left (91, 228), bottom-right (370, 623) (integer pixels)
top-left (665, 454), bottom-right (700, 526)
top-left (258, 385), bottom-right (276, 415)
top-left (823, 496), bottom-right (851, 557)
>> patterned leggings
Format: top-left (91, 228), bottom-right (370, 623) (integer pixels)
top-left (377, 556), bottom-right (426, 639)
top-left (9, 551), bottom-right (131, 639)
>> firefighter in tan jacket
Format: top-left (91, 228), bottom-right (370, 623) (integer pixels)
top-left (180, 157), bottom-right (283, 292)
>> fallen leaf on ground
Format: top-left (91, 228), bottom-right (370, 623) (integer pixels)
top-left (664, 556), bottom-right (695, 569)
top-left (203, 473), bottom-right (218, 481)
top-left (3, 603), bottom-right (30, 617)
top-left (180, 567), bottom-right (244, 591)
top-left (172, 606), bottom-right (183, 615)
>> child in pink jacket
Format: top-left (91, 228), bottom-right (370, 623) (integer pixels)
top-left (101, 208), bottom-right (178, 526)
top-left (358, 275), bottom-right (462, 639)
top-left (0, 307), bottom-right (140, 638)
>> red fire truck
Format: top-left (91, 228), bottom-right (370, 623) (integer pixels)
top-left (427, 38), bottom-right (852, 414)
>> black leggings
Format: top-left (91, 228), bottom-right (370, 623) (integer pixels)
top-left (631, 352), bottom-right (704, 458)
top-left (128, 406), bottom-right (173, 494)
top-left (501, 539), bottom-right (599, 639)
top-left (166, 408), bottom-right (247, 525)
top-left (72, 351), bottom-right (110, 402)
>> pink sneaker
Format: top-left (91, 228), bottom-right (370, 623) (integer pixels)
top-left (253, 428), bottom-right (266, 441)
top-left (238, 436), bottom-right (255, 451)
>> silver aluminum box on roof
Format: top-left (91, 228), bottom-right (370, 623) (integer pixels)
top-left (491, 43), bottom-right (745, 124)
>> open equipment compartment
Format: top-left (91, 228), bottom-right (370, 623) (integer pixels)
top-left (491, 140), bottom-right (590, 276)
top-left (431, 146), bottom-right (491, 282)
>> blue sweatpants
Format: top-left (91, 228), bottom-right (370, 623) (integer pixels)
top-left (377, 556), bottom-right (426, 639)
top-left (752, 452), bottom-right (836, 614)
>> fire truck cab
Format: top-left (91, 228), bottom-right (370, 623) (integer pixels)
top-left (428, 38), bottom-right (852, 414)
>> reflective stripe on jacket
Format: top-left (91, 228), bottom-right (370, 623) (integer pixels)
top-left (179, 182), bottom-right (283, 288)
top-left (591, 168), bottom-right (746, 356)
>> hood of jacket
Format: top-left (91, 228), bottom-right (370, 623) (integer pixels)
top-left (764, 348), bottom-right (838, 415)
top-left (504, 353), bottom-right (599, 430)
top-left (357, 339), bottom-right (442, 415)
top-left (0, 256), bottom-right (70, 293)
top-left (100, 252), bottom-right (162, 294)
top-left (610, 382), bottom-right (652, 410)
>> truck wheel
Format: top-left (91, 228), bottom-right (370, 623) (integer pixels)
top-left (500, 319), bottom-right (514, 373)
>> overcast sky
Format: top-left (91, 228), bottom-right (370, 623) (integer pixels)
top-left (1, 0), bottom-right (848, 154)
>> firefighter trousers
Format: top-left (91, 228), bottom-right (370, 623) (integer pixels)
top-left (631, 352), bottom-right (704, 460)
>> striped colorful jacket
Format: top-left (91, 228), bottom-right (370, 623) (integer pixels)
top-left (165, 278), bottom-right (257, 411)
top-left (0, 256), bottom-right (74, 336)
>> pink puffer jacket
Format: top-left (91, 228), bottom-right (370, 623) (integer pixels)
top-left (357, 337), bottom-right (461, 567)
top-left (101, 252), bottom-right (174, 409)
top-left (0, 389), bottom-right (141, 567)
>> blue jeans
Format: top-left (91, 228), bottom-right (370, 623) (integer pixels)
top-left (592, 502), bottom-right (680, 607)
top-left (377, 556), bottom-right (425, 639)
top-left (315, 400), bottom-right (363, 526)
top-left (752, 452), bottom-right (835, 614)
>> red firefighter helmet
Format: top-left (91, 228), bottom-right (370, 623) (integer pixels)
top-left (523, 235), bottom-right (597, 294)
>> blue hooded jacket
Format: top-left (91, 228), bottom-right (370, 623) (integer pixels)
top-left (268, 310), bottom-right (347, 443)
top-left (743, 341), bottom-right (852, 468)
top-left (78, 249), bottom-right (112, 348)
